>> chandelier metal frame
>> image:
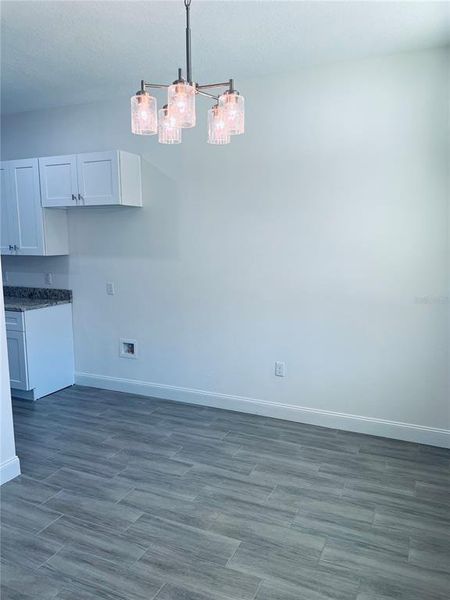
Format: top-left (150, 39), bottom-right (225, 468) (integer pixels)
top-left (131, 0), bottom-right (245, 144)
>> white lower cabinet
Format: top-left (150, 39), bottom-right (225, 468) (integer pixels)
top-left (5, 305), bottom-right (75, 401)
top-left (0, 158), bottom-right (69, 256)
top-left (6, 330), bottom-right (28, 390)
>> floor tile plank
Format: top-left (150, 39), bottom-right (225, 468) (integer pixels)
top-left (3, 385), bottom-right (448, 600)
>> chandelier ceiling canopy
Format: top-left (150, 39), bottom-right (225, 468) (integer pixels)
top-left (131, 0), bottom-right (245, 145)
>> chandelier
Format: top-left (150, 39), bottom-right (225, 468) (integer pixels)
top-left (131, 0), bottom-right (245, 145)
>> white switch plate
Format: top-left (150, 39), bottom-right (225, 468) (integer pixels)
top-left (275, 361), bottom-right (286, 377)
top-left (45, 273), bottom-right (53, 285)
top-left (106, 282), bottom-right (115, 295)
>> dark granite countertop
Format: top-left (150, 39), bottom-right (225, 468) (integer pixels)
top-left (3, 286), bottom-right (72, 312)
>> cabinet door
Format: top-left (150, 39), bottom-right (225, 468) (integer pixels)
top-left (0, 162), bottom-right (15, 254)
top-left (6, 330), bottom-right (29, 390)
top-left (77, 151), bottom-right (120, 206)
top-left (39, 155), bottom-right (78, 207)
top-left (9, 159), bottom-right (45, 255)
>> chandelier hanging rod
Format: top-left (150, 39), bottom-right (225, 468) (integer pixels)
top-left (185, 0), bottom-right (192, 83)
top-left (139, 0), bottom-right (234, 95)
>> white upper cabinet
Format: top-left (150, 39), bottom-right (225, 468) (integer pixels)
top-left (77, 151), bottom-right (120, 206)
top-left (9, 159), bottom-right (45, 255)
top-left (40, 151), bottom-right (142, 207)
top-left (0, 163), bottom-right (13, 254)
top-left (1, 150), bottom-right (141, 254)
top-left (39, 155), bottom-right (78, 207)
top-left (0, 159), bottom-right (69, 256)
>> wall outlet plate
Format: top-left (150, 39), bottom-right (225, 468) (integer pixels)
top-left (275, 361), bottom-right (286, 377)
top-left (45, 273), bottom-right (53, 285)
top-left (120, 338), bottom-right (137, 359)
top-left (106, 282), bottom-right (115, 295)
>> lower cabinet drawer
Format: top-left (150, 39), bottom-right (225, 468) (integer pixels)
top-left (5, 311), bottom-right (25, 332)
top-left (6, 330), bottom-right (29, 390)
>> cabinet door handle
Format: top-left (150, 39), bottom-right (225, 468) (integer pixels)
top-left (13, 244), bottom-right (18, 252)
top-left (78, 193), bottom-right (84, 204)
top-left (72, 194), bottom-right (77, 202)
top-left (8, 244), bottom-right (13, 252)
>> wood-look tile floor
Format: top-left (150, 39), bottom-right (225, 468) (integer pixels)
top-left (1, 385), bottom-right (449, 600)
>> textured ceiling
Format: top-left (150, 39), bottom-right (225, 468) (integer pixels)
top-left (1, 0), bottom-right (449, 115)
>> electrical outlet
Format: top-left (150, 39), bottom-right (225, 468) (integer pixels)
top-left (106, 282), bottom-right (115, 295)
top-left (120, 339), bottom-right (137, 359)
top-left (275, 361), bottom-right (286, 377)
top-left (3, 271), bottom-right (9, 284)
top-left (45, 273), bottom-right (53, 285)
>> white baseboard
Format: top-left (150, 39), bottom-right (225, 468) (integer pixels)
top-left (11, 388), bottom-right (35, 401)
top-left (0, 456), bottom-right (21, 485)
top-left (75, 372), bottom-right (450, 449)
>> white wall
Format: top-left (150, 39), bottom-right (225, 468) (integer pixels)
top-left (0, 265), bottom-right (20, 484)
top-left (2, 48), bottom-right (449, 445)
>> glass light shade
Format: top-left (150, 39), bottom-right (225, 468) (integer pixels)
top-left (131, 92), bottom-right (157, 135)
top-left (167, 82), bottom-right (196, 128)
top-left (158, 107), bottom-right (182, 144)
top-left (207, 105), bottom-right (230, 145)
top-left (219, 92), bottom-right (245, 135)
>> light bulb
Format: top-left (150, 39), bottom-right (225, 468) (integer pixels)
top-left (208, 105), bottom-right (230, 145)
top-left (158, 106), bottom-right (182, 144)
top-left (168, 82), bottom-right (196, 128)
top-left (131, 91), bottom-right (157, 135)
top-left (219, 91), bottom-right (245, 135)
